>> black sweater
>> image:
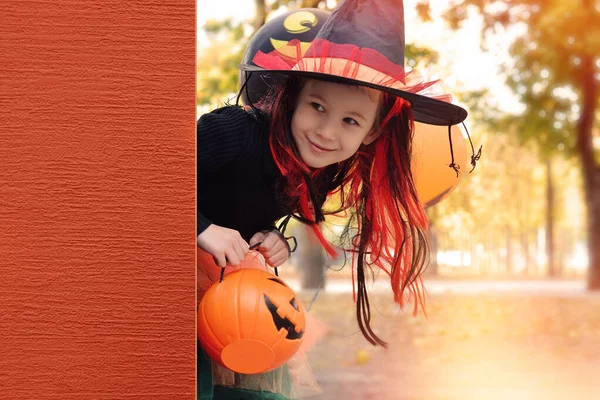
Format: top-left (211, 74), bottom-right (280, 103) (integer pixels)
top-left (197, 106), bottom-right (340, 241)
top-left (197, 106), bottom-right (291, 241)
top-left (197, 105), bottom-right (342, 242)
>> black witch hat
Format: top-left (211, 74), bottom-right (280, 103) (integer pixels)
top-left (240, 0), bottom-right (468, 126)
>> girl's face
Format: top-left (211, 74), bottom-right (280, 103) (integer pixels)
top-left (291, 79), bottom-right (380, 169)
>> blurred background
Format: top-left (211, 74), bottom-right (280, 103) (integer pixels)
top-left (197, 1), bottom-right (600, 398)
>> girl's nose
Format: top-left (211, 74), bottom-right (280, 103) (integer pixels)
top-left (315, 119), bottom-right (336, 141)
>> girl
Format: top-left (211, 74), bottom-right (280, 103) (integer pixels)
top-left (197, 0), bottom-right (472, 398)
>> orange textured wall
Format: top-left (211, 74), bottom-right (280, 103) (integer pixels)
top-left (0, 1), bottom-right (196, 398)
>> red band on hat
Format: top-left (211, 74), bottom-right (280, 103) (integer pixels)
top-left (252, 38), bottom-right (452, 102)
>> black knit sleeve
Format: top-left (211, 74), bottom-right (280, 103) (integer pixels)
top-left (197, 106), bottom-right (256, 168)
top-left (197, 106), bottom-right (263, 236)
top-left (197, 213), bottom-right (212, 237)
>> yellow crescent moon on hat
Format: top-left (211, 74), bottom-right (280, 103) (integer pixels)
top-left (269, 11), bottom-right (318, 59)
top-left (283, 10), bottom-right (318, 33)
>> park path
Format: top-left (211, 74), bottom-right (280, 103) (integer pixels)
top-left (293, 279), bottom-right (600, 399)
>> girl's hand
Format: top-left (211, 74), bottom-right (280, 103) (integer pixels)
top-left (197, 224), bottom-right (249, 267)
top-left (249, 230), bottom-right (291, 268)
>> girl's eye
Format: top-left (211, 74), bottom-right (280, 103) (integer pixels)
top-left (311, 102), bottom-right (324, 112)
top-left (343, 117), bottom-right (359, 126)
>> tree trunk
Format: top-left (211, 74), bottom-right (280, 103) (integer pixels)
top-left (505, 226), bottom-right (512, 275)
top-left (427, 222), bottom-right (439, 275)
top-left (577, 51), bottom-right (600, 289)
top-left (588, 173), bottom-right (600, 288)
top-left (301, 0), bottom-right (323, 7)
top-left (295, 225), bottom-right (326, 289)
top-left (425, 207), bottom-right (439, 276)
top-left (545, 157), bottom-right (557, 277)
top-left (253, 0), bottom-right (266, 31)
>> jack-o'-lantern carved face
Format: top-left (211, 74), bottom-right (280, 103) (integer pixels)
top-left (263, 277), bottom-right (305, 340)
top-left (197, 265), bottom-right (307, 374)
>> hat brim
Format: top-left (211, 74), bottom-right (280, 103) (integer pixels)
top-left (239, 64), bottom-right (468, 126)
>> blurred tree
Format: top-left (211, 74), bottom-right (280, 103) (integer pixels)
top-left (420, 0), bottom-right (599, 286)
top-left (196, 19), bottom-right (247, 107)
top-left (433, 124), bottom-right (549, 276)
top-left (197, 1), bottom-right (333, 107)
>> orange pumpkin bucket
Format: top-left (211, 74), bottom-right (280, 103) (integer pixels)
top-left (197, 255), bottom-right (306, 374)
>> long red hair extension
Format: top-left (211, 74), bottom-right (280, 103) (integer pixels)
top-left (257, 76), bottom-right (429, 347)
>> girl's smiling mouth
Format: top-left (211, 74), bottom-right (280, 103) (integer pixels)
top-left (308, 139), bottom-right (334, 153)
